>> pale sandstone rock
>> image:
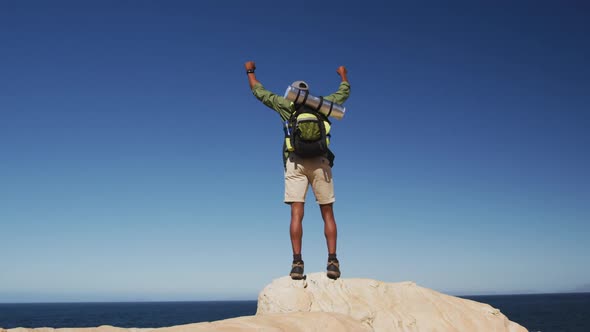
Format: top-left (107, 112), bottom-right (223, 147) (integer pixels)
top-left (4, 273), bottom-right (528, 332)
top-left (3, 314), bottom-right (369, 332)
top-left (257, 272), bottom-right (528, 332)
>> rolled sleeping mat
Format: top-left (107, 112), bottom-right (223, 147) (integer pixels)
top-left (284, 81), bottom-right (346, 120)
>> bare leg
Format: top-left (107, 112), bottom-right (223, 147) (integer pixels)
top-left (290, 202), bottom-right (305, 255)
top-left (320, 203), bottom-right (337, 254)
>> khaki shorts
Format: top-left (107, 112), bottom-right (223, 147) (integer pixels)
top-left (284, 153), bottom-right (335, 205)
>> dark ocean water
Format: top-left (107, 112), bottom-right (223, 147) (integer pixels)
top-left (0, 293), bottom-right (589, 331)
top-left (0, 301), bottom-right (257, 329)
top-left (461, 293), bottom-right (590, 332)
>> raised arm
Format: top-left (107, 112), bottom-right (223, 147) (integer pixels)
top-left (324, 66), bottom-right (351, 105)
top-left (244, 61), bottom-right (293, 121)
top-left (245, 61), bottom-right (260, 90)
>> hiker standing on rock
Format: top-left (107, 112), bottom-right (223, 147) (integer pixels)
top-left (244, 61), bottom-right (350, 280)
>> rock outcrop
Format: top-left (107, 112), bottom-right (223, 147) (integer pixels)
top-left (257, 272), bottom-right (527, 332)
top-left (2, 273), bottom-right (528, 332)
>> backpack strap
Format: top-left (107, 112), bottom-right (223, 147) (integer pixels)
top-left (326, 100), bottom-right (334, 118)
top-left (316, 111), bottom-right (328, 148)
top-left (314, 96), bottom-right (324, 113)
top-left (314, 109), bottom-right (330, 151)
top-left (284, 109), bottom-right (300, 153)
top-left (293, 89), bottom-right (309, 110)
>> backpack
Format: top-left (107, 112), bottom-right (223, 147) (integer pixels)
top-left (284, 106), bottom-right (332, 159)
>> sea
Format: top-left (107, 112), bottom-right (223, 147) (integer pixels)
top-left (0, 293), bottom-right (589, 332)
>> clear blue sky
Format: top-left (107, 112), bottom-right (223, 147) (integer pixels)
top-left (1, 1), bottom-right (588, 302)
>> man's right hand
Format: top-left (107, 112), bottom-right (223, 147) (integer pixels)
top-left (245, 61), bottom-right (256, 71)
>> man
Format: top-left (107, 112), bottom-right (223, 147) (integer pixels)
top-left (244, 61), bottom-right (350, 280)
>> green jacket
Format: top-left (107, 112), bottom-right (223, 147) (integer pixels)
top-left (252, 81), bottom-right (351, 166)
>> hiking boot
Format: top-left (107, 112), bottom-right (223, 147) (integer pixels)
top-left (290, 260), bottom-right (305, 280)
top-left (327, 259), bottom-right (341, 280)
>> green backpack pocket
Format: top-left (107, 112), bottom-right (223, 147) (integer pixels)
top-left (296, 113), bottom-right (331, 141)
